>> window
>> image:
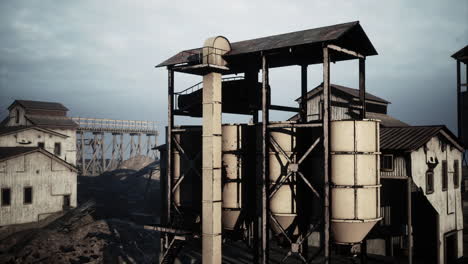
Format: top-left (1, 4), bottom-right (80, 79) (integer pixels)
top-left (63, 195), bottom-right (71, 209)
top-left (54, 143), bottom-right (61, 156)
top-left (381, 154), bottom-right (394, 171)
top-left (454, 160), bottom-right (460, 189)
top-left (442, 160), bottom-right (448, 191)
top-left (24, 187), bottom-right (32, 204)
top-left (15, 109), bottom-right (19, 123)
top-left (426, 171), bottom-right (434, 194)
top-left (1, 188), bottom-right (11, 206)
top-left (38, 142), bottom-right (45, 149)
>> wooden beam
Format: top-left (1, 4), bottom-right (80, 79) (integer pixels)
top-left (327, 44), bottom-right (365, 59)
top-left (359, 58), bottom-right (366, 119)
top-left (457, 61), bottom-right (461, 138)
top-left (260, 54), bottom-right (270, 264)
top-left (301, 65), bottom-right (308, 121)
top-left (322, 46), bottom-right (331, 264)
top-left (270, 104), bottom-right (300, 112)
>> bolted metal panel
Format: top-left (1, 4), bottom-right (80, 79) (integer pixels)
top-left (330, 119), bottom-right (381, 244)
top-left (202, 70), bottom-right (224, 264)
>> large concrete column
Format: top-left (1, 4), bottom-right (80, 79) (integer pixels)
top-left (202, 72), bottom-right (223, 264)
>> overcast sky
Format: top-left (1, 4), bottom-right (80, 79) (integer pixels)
top-left (0, 1), bottom-right (467, 135)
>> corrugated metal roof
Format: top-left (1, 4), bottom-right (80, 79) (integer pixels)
top-left (296, 83), bottom-right (389, 104)
top-left (366, 112), bottom-right (408, 127)
top-left (9, 100), bottom-right (69, 111)
top-left (380, 126), bottom-right (462, 151)
top-left (157, 21), bottom-right (377, 68)
top-left (25, 115), bottom-right (78, 129)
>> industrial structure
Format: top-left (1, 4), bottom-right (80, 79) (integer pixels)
top-left (0, 100), bottom-right (78, 226)
top-left (73, 117), bottom-right (158, 176)
top-left (154, 21), bottom-right (466, 264)
top-left (155, 21), bottom-right (383, 263)
top-left (292, 84), bottom-right (465, 263)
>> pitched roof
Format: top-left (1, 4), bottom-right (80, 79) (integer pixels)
top-left (366, 112), bottom-right (408, 127)
top-left (0, 126), bottom-right (68, 138)
top-left (25, 115), bottom-right (78, 129)
top-left (452, 45), bottom-right (468, 64)
top-left (380, 126), bottom-right (463, 152)
top-left (0, 147), bottom-right (38, 160)
top-left (8, 100), bottom-right (68, 111)
top-left (157, 21), bottom-right (377, 71)
top-left (0, 147), bottom-right (77, 171)
top-left (297, 83), bottom-right (389, 104)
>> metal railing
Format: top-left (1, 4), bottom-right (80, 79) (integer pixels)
top-left (173, 76), bottom-right (245, 112)
top-left (72, 117), bottom-right (158, 134)
top-left (179, 46), bottom-right (229, 67)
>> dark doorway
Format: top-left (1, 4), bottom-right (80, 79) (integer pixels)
top-left (412, 191), bottom-right (438, 263)
top-left (63, 195), bottom-right (71, 210)
top-left (445, 232), bottom-right (457, 264)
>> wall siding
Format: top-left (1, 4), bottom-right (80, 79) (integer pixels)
top-left (0, 128), bottom-right (76, 165)
top-left (410, 136), bottom-right (464, 262)
top-left (0, 152), bottom-right (77, 226)
top-left (380, 155), bottom-right (407, 179)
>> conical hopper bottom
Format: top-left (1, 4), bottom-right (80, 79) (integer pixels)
top-left (222, 210), bottom-right (241, 230)
top-left (331, 219), bottom-right (380, 244)
top-left (271, 214), bottom-right (298, 235)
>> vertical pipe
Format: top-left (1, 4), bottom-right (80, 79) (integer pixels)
top-left (81, 131), bottom-right (86, 175)
top-left (261, 54), bottom-right (269, 264)
top-left (130, 135), bottom-right (135, 158)
top-left (167, 69), bottom-right (174, 226)
top-left (112, 134), bottom-right (116, 170)
top-left (359, 58), bottom-right (366, 119)
top-left (120, 134), bottom-right (124, 163)
top-left (322, 46), bottom-right (330, 263)
top-left (301, 64), bottom-right (308, 122)
top-left (407, 177), bottom-right (413, 264)
top-left (147, 134), bottom-right (151, 156)
top-left (138, 133), bottom-right (142, 156)
top-left (101, 133), bottom-right (105, 173)
top-left (202, 72), bottom-right (222, 264)
top-left (456, 60), bottom-right (461, 138)
top-left (92, 133), bottom-right (98, 176)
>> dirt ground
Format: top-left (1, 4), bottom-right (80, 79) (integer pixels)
top-left (0, 156), bottom-right (161, 264)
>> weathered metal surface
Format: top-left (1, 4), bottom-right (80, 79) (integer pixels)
top-left (330, 120), bottom-right (381, 244)
top-left (73, 118), bottom-right (158, 134)
top-left (463, 91), bottom-right (468, 147)
top-left (296, 83), bottom-right (389, 105)
top-left (201, 63), bottom-right (225, 263)
top-left (380, 126), bottom-right (463, 152)
top-left (322, 46), bottom-right (330, 263)
top-left (260, 54), bottom-right (269, 264)
top-left (359, 58), bottom-right (366, 119)
top-left (157, 21), bottom-right (378, 71)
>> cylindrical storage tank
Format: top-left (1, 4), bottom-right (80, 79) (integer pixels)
top-left (222, 124), bottom-right (243, 230)
top-left (330, 119), bottom-right (381, 244)
top-left (268, 127), bottom-right (298, 235)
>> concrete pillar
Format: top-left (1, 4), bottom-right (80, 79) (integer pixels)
top-left (202, 72), bottom-right (222, 264)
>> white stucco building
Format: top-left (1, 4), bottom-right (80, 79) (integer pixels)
top-left (0, 100), bottom-right (78, 226)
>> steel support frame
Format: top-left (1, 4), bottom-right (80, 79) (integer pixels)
top-left (322, 46), bottom-right (331, 264)
top-left (268, 135), bottom-right (322, 263)
top-left (259, 54), bottom-right (270, 264)
top-left (324, 43), bottom-right (369, 263)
